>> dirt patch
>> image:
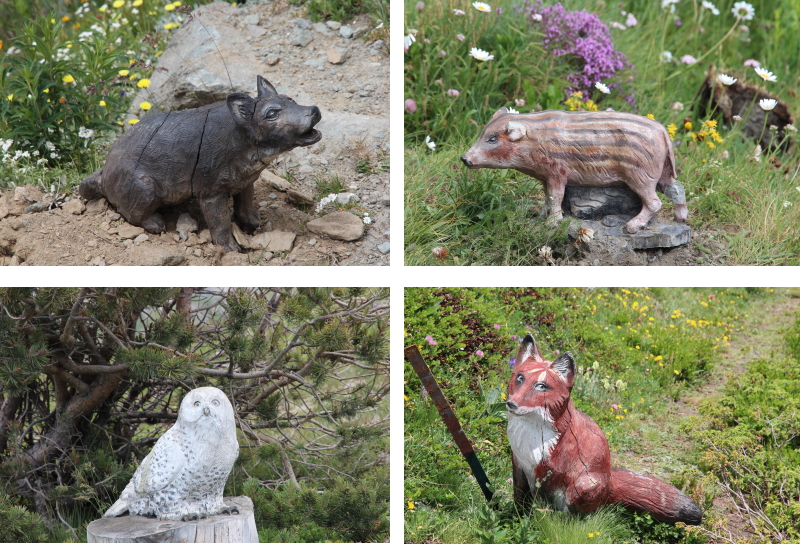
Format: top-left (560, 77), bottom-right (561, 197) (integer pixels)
top-left (0, 2), bottom-right (389, 266)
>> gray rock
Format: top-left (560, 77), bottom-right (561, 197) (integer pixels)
top-left (134, 233), bottom-right (149, 244)
top-left (291, 27), bottom-right (314, 47)
top-left (117, 224), bottom-right (145, 239)
top-left (268, 193), bottom-right (277, 200)
top-left (572, 218), bottom-right (692, 249)
top-left (380, 195), bottom-right (390, 206)
top-left (24, 201), bottom-right (50, 214)
top-left (312, 22), bottom-right (331, 34)
top-left (243, 13), bottom-right (259, 25)
top-left (62, 199), bottom-right (86, 215)
top-left (176, 213), bottom-right (199, 236)
top-left (292, 17), bottom-right (312, 30)
top-left (85, 198), bottom-right (108, 215)
top-left (336, 192), bottom-right (359, 205)
top-left (307, 212), bottom-right (364, 241)
top-left (266, 54), bottom-right (280, 65)
top-left (326, 20), bottom-right (341, 30)
top-left (339, 25), bottom-right (353, 39)
top-left (246, 24), bottom-right (267, 38)
top-left (326, 47), bottom-right (349, 64)
top-left (377, 242), bottom-right (390, 254)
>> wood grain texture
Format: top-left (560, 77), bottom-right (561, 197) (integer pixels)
top-left (87, 496), bottom-right (258, 543)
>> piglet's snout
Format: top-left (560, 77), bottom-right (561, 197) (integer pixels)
top-left (460, 154), bottom-right (473, 167)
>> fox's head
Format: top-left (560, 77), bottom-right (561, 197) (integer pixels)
top-left (506, 334), bottom-right (576, 421)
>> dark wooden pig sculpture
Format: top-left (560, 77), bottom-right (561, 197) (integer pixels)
top-left (506, 334), bottom-right (702, 525)
top-left (79, 76), bottom-right (322, 252)
top-left (461, 109), bottom-right (688, 233)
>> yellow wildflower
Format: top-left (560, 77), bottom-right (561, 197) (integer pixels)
top-left (165, 2), bottom-right (176, 10)
top-left (667, 123), bottom-right (677, 140)
top-left (62, 74), bottom-right (75, 83)
top-left (100, 100), bottom-right (107, 106)
top-left (684, 121), bottom-right (693, 130)
top-left (113, 0), bottom-right (125, 7)
top-left (408, 501), bottom-right (415, 510)
top-left (119, 69), bottom-right (130, 76)
top-left (128, 119), bottom-right (139, 125)
top-left (137, 78), bottom-right (151, 88)
top-left (140, 101), bottom-right (152, 110)
top-left (646, 113), bottom-right (655, 120)
top-left (62, 15), bottom-right (70, 21)
top-left (133, 0), bottom-right (143, 5)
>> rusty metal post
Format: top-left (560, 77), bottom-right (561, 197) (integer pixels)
top-left (404, 345), bottom-right (494, 502)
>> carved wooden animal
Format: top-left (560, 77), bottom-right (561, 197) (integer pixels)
top-left (461, 109), bottom-right (688, 233)
top-left (506, 334), bottom-right (702, 525)
top-left (79, 76), bottom-right (321, 253)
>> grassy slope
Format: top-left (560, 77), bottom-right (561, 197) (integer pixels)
top-left (404, 287), bottom-right (786, 544)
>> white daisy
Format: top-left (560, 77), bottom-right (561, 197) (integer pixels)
top-left (717, 74), bottom-right (737, 85)
top-left (731, 1), bottom-right (755, 20)
top-left (595, 82), bottom-right (610, 94)
top-left (754, 67), bottom-right (777, 82)
top-left (469, 47), bottom-right (494, 61)
top-left (701, 0), bottom-right (720, 14)
top-left (758, 98), bottom-right (777, 111)
top-left (659, 51), bottom-right (673, 63)
top-left (473, 1), bottom-right (491, 12)
top-left (425, 135), bottom-right (436, 151)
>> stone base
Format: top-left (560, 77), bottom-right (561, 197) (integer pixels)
top-left (87, 496), bottom-right (258, 543)
top-left (563, 185), bottom-right (691, 249)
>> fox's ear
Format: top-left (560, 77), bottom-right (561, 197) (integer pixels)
top-left (517, 334), bottom-right (544, 364)
top-left (550, 352), bottom-right (576, 388)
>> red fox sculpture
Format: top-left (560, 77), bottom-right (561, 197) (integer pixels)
top-left (506, 334), bottom-right (702, 525)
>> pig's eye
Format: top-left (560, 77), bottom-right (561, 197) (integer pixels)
top-left (264, 109), bottom-right (281, 120)
top-left (534, 382), bottom-right (547, 392)
top-left (516, 373), bottom-right (524, 384)
top-left (487, 134), bottom-right (498, 144)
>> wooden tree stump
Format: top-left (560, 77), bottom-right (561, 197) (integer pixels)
top-left (87, 496), bottom-right (258, 543)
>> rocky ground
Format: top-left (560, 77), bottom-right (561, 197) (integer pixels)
top-left (0, 0), bottom-right (389, 266)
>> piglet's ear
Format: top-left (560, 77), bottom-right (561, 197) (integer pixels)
top-left (490, 107), bottom-right (509, 121)
top-left (256, 75), bottom-right (278, 99)
top-left (227, 93), bottom-right (255, 127)
top-left (550, 352), bottom-right (576, 388)
top-left (516, 334), bottom-right (544, 365)
top-left (506, 121), bottom-right (527, 142)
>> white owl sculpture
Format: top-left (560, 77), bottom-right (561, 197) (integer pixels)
top-left (104, 387), bottom-right (240, 521)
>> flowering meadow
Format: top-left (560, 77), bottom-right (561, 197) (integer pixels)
top-left (404, 287), bottom-right (796, 543)
top-left (404, 0), bottom-right (800, 265)
top-left (0, 0), bottom-right (208, 190)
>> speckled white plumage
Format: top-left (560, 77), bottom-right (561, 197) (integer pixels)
top-left (104, 387), bottom-right (239, 521)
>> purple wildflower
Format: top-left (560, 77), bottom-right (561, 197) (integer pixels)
top-left (439, 50), bottom-right (447, 58)
top-left (405, 98), bottom-right (417, 113)
top-left (675, 20), bottom-right (682, 26)
top-left (611, 404), bottom-right (618, 409)
top-left (509, 356), bottom-right (516, 368)
top-left (496, 7), bottom-right (503, 14)
top-left (456, 33), bottom-right (466, 41)
top-left (493, 324), bottom-right (501, 330)
top-left (510, 335), bottom-right (517, 340)
top-left (447, 88), bottom-right (460, 97)
top-left (522, 1), bottom-right (633, 102)
top-left (425, 335), bottom-right (437, 346)
top-left (416, 1), bottom-right (425, 10)
top-left (577, 387), bottom-right (583, 390)
top-left (476, 350), bottom-right (484, 357)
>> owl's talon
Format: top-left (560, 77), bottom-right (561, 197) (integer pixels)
top-left (181, 513), bottom-right (200, 522)
top-left (221, 506), bottom-right (239, 515)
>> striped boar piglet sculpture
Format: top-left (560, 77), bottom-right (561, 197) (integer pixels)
top-left (461, 109), bottom-right (688, 233)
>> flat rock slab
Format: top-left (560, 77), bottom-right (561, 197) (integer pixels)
top-left (573, 216), bottom-right (692, 249)
top-left (87, 496), bottom-right (257, 543)
top-left (306, 211), bottom-right (364, 241)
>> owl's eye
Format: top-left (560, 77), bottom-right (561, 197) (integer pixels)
top-left (194, 401), bottom-right (200, 407)
top-left (212, 399), bottom-right (220, 406)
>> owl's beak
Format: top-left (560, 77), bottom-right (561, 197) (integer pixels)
top-left (203, 407), bottom-right (210, 416)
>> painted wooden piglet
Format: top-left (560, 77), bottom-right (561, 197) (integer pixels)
top-left (461, 109), bottom-right (688, 233)
top-left (506, 334), bottom-right (703, 524)
top-left (79, 76), bottom-right (321, 253)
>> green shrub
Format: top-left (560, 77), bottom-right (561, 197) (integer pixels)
top-left (0, 494), bottom-right (49, 543)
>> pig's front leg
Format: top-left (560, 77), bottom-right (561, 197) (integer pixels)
top-left (233, 182), bottom-right (260, 234)
top-left (544, 176), bottom-right (567, 224)
top-left (199, 193), bottom-right (240, 253)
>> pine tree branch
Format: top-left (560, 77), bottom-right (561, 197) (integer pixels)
top-left (110, 411), bottom-right (178, 419)
top-left (59, 288), bottom-right (89, 348)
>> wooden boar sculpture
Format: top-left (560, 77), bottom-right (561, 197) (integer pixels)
top-left (461, 109), bottom-right (689, 233)
top-left (79, 76), bottom-right (322, 253)
top-left (506, 334), bottom-right (702, 525)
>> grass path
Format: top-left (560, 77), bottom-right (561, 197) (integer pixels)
top-left (613, 292), bottom-right (800, 542)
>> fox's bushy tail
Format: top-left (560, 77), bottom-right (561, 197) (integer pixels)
top-left (608, 467), bottom-right (702, 525)
top-left (79, 169), bottom-right (104, 201)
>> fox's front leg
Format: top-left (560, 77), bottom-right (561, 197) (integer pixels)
top-left (511, 452), bottom-right (533, 509)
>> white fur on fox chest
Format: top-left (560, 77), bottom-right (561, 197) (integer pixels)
top-left (507, 407), bottom-right (559, 488)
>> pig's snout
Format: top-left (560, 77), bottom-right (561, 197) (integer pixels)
top-left (460, 154), bottom-right (473, 167)
top-left (308, 105), bottom-right (322, 124)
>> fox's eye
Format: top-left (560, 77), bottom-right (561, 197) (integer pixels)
top-left (487, 134), bottom-right (498, 144)
top-left (534, 382), bottom-right (547, 392)
top-left (516, 373), bottom-right (524, 384)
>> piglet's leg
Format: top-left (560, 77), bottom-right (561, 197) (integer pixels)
top-left (624, 184), bottom-right (662, 233)
top-left (199, 193), bottom-right (240, 253)
top-left (233, 183), bottom-right (260, 234)
top-left (545, 177), bottom-right (567, 224)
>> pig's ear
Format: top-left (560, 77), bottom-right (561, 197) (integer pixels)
top-left (550, 352), bottom-right (576, 388)
top-left (506, 121), bottom-right (527, 142)
top-left (516, 334), bottom-right (544, 365)
top-left (227, 93), bottom-right (256, 127)
top-left (490, 107), bottom-right (509, 121)
top-left (256, 76), bottom-right (279, 99)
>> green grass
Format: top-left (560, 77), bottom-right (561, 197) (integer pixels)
top-left (405, 287), bottom-right (780, 543)
top-left (404, 0), bottom-right (800, 265)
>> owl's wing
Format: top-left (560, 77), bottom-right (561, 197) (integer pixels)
top-left (133, 425), bottom-right (186, 494)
